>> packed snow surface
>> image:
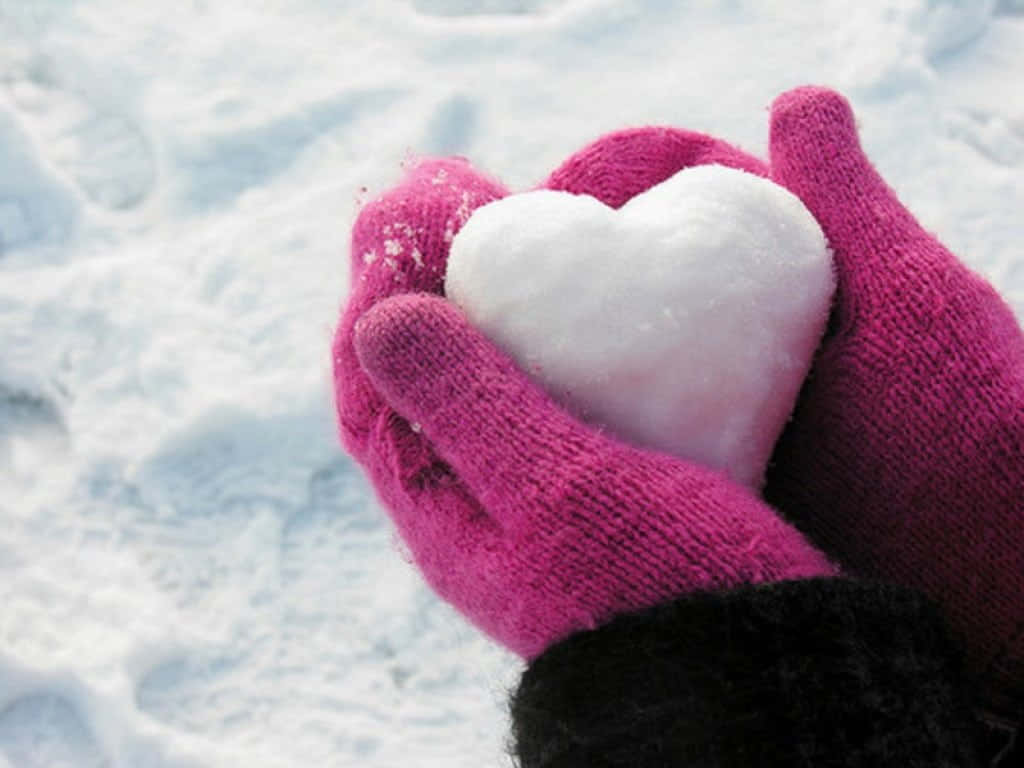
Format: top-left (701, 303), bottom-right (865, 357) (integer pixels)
top-left (1, 0), bottom-right (1022, 766)
top-left (447, 166), bottom-right (833, 489)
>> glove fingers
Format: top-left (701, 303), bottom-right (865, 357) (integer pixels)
top-left (353, 292), bottom-right (609, 530)
top-left (543, 126), bottom-right (768, 207)
top-left (768, 87), bottom-right (942, 294)
top-left (362, 414), bottom-right (503, 590)
top-left (337, 157), bottom-right (506, 459)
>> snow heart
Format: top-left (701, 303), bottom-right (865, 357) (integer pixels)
top-left (445, 165), bottom-right (834, 489)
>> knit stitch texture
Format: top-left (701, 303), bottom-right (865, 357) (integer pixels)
top-left (534, 85), bottom-right (1024, 724)
top-left (762, 87), bottom-right (1024, 727)
top-left (349, 292), bottom-right (835, 658)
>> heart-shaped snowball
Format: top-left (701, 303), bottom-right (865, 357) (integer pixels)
top-left (445, 165), bottom-right (834, 489)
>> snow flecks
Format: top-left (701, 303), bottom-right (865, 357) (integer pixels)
top-left (454, 191), bottom-right (474, 227)
top-left (384, 238), bottom-right (403, 256)
top-left (363, 249), bottom-right (378, 265)
top-left (411, 247), bottom-right (425, 269)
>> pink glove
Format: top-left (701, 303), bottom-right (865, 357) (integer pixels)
top-left (762, 87), bottom-right (1024, 728)
top-left (539, 87), bottom-right (1024, 727)
top-left (333, 156), bottom-right (835, 659)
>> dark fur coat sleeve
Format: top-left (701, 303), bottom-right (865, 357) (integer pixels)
top-left (510, 579), bottom-right (990, 767)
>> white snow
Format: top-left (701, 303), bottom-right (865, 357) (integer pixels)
top-left (446, 166), bottom-right (833, 489)
top-left (1, 0), bottom-right (1022, 766)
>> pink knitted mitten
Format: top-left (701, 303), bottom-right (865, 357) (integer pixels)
top-left (333, 156), bottom-right (835, 659)
top-left (539, 89), bottom-right (1024, 726)
top-left (763, 87), bottom-right (1024, 727)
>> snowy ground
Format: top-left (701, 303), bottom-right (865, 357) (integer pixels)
top-left (1, 1), bottom-right (1022, 765)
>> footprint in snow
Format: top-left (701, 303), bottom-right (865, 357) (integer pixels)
top-left (0, 694), bottom-right (108, 768)
top-left (0, 381), bottom-right (64, 436)
top-left (0, 379), bottom-right (67, 470)
top-left (0, 111), bottom-right (78, 256)
top-left (2, 59), bottom-right (155, 212)
top-left (172, 88), bottom-right (405, 212)
top-left (944, 108), bottom-right (1024, 167)
top-left (922, 0), bottom-right (999, 59)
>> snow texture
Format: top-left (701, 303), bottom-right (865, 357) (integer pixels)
top-left (447, 166), bottom-right (833, 489)
top-left (0, 0), bottom-right (1022, 766)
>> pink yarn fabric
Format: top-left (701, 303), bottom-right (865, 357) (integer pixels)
top-left (763, 87), bottom-right (1024, 727)
top-left (536, 87), bottom-right (1024, 724)
top-left (333, 155), bottom-right (835, 659)
top-left (334, 87), bottom-right (1024, 725)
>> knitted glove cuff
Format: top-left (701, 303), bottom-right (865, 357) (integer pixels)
top-left (511, 578), bottom-right (981, 767)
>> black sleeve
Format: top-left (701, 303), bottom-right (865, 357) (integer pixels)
top-left (510, 579), bottom-right (985, 768)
